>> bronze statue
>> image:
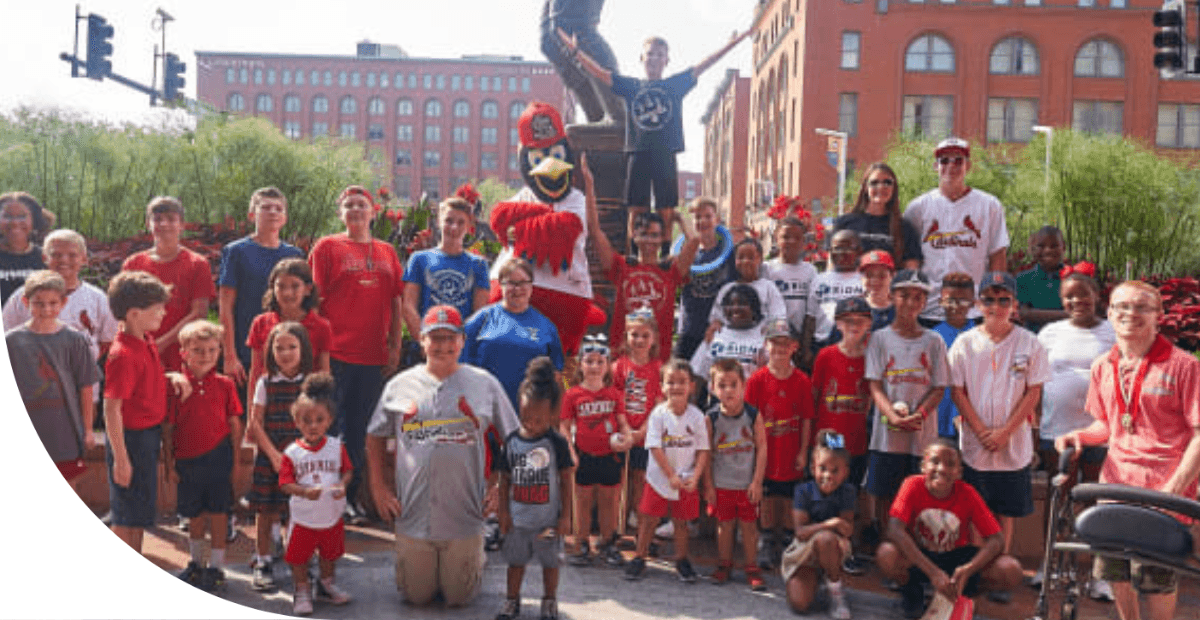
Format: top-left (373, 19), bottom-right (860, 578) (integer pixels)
top-left (540, 0), bottom-right (625, 125)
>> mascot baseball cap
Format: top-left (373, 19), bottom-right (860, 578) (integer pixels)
top-left (518, 102), bottom-right (567, 149)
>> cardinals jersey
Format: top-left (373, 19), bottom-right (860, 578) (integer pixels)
top-left (890, 476), bottom-right (1000, 554)
top-left (643, 402), bottom-right (709, 500)
top-left (279, 436), bottom-right (352, 529)
top-left (490, 186), bottom-right (592, 299)
top-left (865, 327), bottom-right (950, 456)
top-left (707, 403), bottom-right (759, 491)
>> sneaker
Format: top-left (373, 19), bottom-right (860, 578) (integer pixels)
top-left (676, 558), bottom-right (698, 583)
top-left (569, 540), bottom-right (592, 565)
top-left (178, 561), bottom-right (206, 589)
top-left (485, 520), bottom-right (504, 552)
top-left (251, 558), bottom-right (276, 591)
top-left (655, 521), bottom-right (675, 538)
top-left (316, 577), bottom-right (352, 605)
top-left (746, 567), bottom-right (767, 592)
top-left (495, 598), bottom-right (520, 620)
top-left (601, 543), bottom-right (625, 567)
top-left (986, 589), bottom-right (1012, 604)
top-left (757, 536), bottom-right (775, 570)
top-left (178, 516), bottom-right (191, 532)
top-left (292, 588), bottom-right (314, 616)
top-left (344, 502), bottom-right (367, 526)
top-left (901, 580), bottom-right (925, 620)
top-left (201, 567), bottom-right (225, 591)
top-left (709, 562), bottom-right (732, 585)
top-left (624, 556), bottom-right (647, 581)
top-left (830, 587), bottom-right (852, 620)
top-left (539, 597), bottom-right (559, 620)
top-left (1088, 580), bottom-right (1115, 602)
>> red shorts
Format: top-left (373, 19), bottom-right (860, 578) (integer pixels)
top-left (712, 488), bottom-right (758, 523)
top-left (285, 519), bottom-right (345, 566)
top-left (638, 483), bottom-right (700, 521)
top-left (56, 458), bottom-right (87, 482)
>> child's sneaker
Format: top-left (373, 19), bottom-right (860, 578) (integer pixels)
top-left (709, 562), bottom-right (732, 585)
top-left (842, 555), bottom-right (867, 576)
top-left (201, 567), bottom-right (226, 591)
top-left (900, 579), bottom-right (925, 619)
top-left (830, 587), bottom-right (852, 620)
top-left (746, 566), bottom-right (767, 592)
top-left (177, 561), bottom-right (206, 589)
top-left (539, 597), bottom-right (559, 620)
top-left (601, 543), bottom-right (625, 567)
top-left (293, 588), bottom-right (313, 616)
top-left (757, 538), bottom-right (775, 570)
top-left (495, 598), bottom-right (520, 620)
top-left (568, 540), bottom-right (592, 565)
top-left (316, 577), bottom-right (352, 605)
top-left (251, 558), bottom-right (276, 591)
top-left (624, 556), bottom-right (647, 581)
top-left (676, 558), bottom-right (698, 583)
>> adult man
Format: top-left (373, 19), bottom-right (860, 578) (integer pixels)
top-left (1057, 281), bottom-right (1200, 620)
top-left (366, 306), bottom-right (519, 607)
top-left (902, 138), bottom-right (1009, 325)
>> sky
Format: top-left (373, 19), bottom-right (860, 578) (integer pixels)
top-left (2, 0), bottom-right (759, 173)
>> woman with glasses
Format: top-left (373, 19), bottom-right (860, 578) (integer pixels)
top-left (833, 163), bottom-right (922, 271)
top-left (462, 257), bottom-right (565, 412)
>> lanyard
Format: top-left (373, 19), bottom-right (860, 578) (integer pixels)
top-left (1112, 355), bottom-right (1152, 433)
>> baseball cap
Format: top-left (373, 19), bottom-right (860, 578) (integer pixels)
top-left (934, 137), bottom-right (970, 158)
top-left (977, 271), bottom-right (1017, 296)
top-left (858, 250), bottom-right (895, 272)
top-left (891, 269), bottom-right (932, 292)
top-left (834, 297), bottom-right (872, 318)
top-left (421, 305), bottom-right (464, 334)
top-left (762, 318), bottom-right (794, 340)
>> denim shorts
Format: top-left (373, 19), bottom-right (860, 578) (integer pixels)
top-left (107, 426), bottom-right (162, 528)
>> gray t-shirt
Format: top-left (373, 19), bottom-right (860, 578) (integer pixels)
top-left (865, 326), bottom-right (949, 456)
top-left (7, 324), bottom-right (101, 462)
top-left (708, 403), bottom-right (759, 491)
top-left (367, 363), bottom-right (519, 541)
top-left (495, 430), bottom-right (573, 530)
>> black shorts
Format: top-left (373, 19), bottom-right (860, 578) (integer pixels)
top-left (625, 150), bottom-right (679, 211)
top-left (175, 438), bottom-right (234, 518)
top-left (106, 425), bottom-right (162, 528)
top-left (576, 451), bottom-right (624, 487)
top-left (628, 446), bottom-right (649, 471)
top-left (764, 477), bottom-right (801, 499)
top-left (963, 464), bottom-right (1034, 518)
top-left (866, 451), bottom-right (920, 499)
top-left (849, 454), bottom-right (869, 490)
top-left (909, 546), bottom-right (983, 597)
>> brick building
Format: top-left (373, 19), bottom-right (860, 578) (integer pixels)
top-left (195, 42), bottom-right (572, 201)
top-left (700, 68), bottom-right (751, 231)
top-left (734, 0), bottom-right (1200, 225)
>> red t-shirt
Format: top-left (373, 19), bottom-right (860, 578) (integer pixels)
top-left (309, 234), bottom-right (403, 365)
top-left (811, 345), bottom-right (871, 456)
top-left (890, 476), bottom-right (1001, 554)
top-left (168, 367), bottom-right (243, 460)
top-left (607, 256), bottom-right (683, 362)
top-left (246, 310), bottom-right (334, 366)
top-left (612, 356), bottom-right (663, 440)
top-left (122, 247), bottom-right (216, 371)
top-left (104, 331), bottom-right (168, 430)
top-left (745, 365), bottom-right (814, 482)
top-left (561, 385), bottom-right (626, 456)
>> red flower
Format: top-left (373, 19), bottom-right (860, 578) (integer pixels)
top-left (455, 184), bottom-right (481, 205)
top-left (385, 208), bottom-right (405, 224)
top-left (377, 187), bottom-right (392, 200)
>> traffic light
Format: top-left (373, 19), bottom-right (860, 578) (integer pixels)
top-left (1153, 0), bottom-right (1187, 73)
top-left (163, 53), bottom-right (186, 102)
top-left (85, 14), bottom-right (114, 80)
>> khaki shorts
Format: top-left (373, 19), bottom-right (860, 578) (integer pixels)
top-left (780, 533), bottom-right (852, 582)
top-left (394, 532), bottom-right (486, 607)
top-left (1094, 556), bottom-right (1177, 595)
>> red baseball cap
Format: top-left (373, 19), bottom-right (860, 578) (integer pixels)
top-left (858, 250), bottom-right (895, 272)
top-left (518, 102), bottom-right (567, 149)
top-left (421, 305), bottom-right (464, 334)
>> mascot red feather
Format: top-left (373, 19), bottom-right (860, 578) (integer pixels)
top-left (488, 102), bottom-right (605, 355)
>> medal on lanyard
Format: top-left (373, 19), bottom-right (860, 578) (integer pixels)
top-left (1112, 355), bottom-right (1152, 434)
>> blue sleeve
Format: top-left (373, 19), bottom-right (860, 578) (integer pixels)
top-left (793, 481), bottom-right (811, 512)
top-left (403, 251), bottom-right (425, 285)
top-left (472, 256), bottom-right (490, 291)
top-left (284, 243), bottom-right (305, 260)
top-left (217, 242), bottom-right (239, 288)
top-left (610, 73), bottom-right (637, 98)
top-left (670, 69), bottom-right (697, 97)
top-left (544, 317), bottom-right (564, 371)
top-left (461, 307), bottom-right (485, 364)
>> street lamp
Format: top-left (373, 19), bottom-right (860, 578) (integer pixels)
top-left (1032, 125), bottom-right (1053, 213)
top-left (815, 128), bottom-right (848, 216)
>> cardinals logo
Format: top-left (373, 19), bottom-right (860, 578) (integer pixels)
top-left (923, 216), bottom-right (980, 249)
top-left (963, 215), bottom-right (982, 239)
top-left (919, 352), bottom-right (930, 373)
top-left (458, 395), bottom-right (480, 429)
top-left (79, 310), bottom-right (94, 334)
top-left (400, 400), bottom-right (419, 425)
top-left (914, 508), bottom-right (962, 554)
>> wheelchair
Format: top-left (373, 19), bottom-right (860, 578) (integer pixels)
top-left (1030, 448), bottom-right (1200, 620)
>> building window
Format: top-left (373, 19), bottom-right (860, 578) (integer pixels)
top-left (481, 152), bottom-right (498, 170)
top-left (509, 128), bottom-right (519, 145)
top-left (282, 70), bottom-right (292, 86)
top-left (482, 101), bottom-right (499, 119)
top-left (409, 73), bottom-right (417, 88)
top-left (841, 32), bottom-right (861, 69)
top-left (397, 125), bottom-right (413, 141)
top-left (367, 72), bottom-right (376, 88)
top-left (436, 74), bottom-right (445, 90)
top-left (284, 95), bottom-right (301, 113)
top-left (422, 177), bottom-right (440, 199)
top-left (368, 97), bottom-right (385, 116)
top-left (255, 94), bottom-right (273, 113)
top-left (425, 126), bottom-right (441, 143)
top-left (254, 69), bottom-right (263, 85)
top-left (312, 122), bottom-right (328, 137)
top-left (1075, 39), bottom-right (1123, 77)
top-left (228, 93), bottom-right (245, 111)
top-left (905, 34), bottom-right (955, 72)
top-left (397, 98), bottom-right (413, 116)
top-left (368, 124), bottom-right (384, 141)
top-left (425, 99), bottom-right (442, 117)
top-left (902, 95), bottom-right (954, 138)
top-left (481, 76), bottom-right (489, 92)
top-left (1079, 0), bottom-right (1094, 5)
top-left (351, 72), bottom-right (361, 87)
top-left (987, 98), bottom-right (1038, 143)
top-left (338, 71), bottom-right (347, 87)
top-left (1072, 100), bottom-right (1123, 134)
top-left (310, 70), bottom-right (319, 85)
top-left (452, 75), bottom-right (461, 90)
top-left (396, 149), bottom-right (412, 166)
top-left (340, 123), bottom-right (356, 138)
top-left (838, 93), bottom-right (858, 136)
top-left (423, 74), bottom-right (433, 89)
top-left (297, 70), bottom-right (307, 86)
top-left (267, 69), bottom-right (276, 85)
top-left (990, 37), bottom-right (1039, 75)
top-left (323, 71), bottom-right (332, 86)
top-left (313, 96), bottom-right (329, 113)
top-left (395, 176), bottom-right (411, 198)
top-left (340, 96), bottom-right (357, 115)
top-left (284, 122), bottom-right (301, 140)
top-left (225, 68), bottom-right (235, 84)
top-left (454, 126), bottom-right (469, 143)
top-left (454, 100), bottom-right (470, 118)
top-left (1111, 0), bottom-right (1125, 6)
top-left (481, 127), bottom-right (498, 144)
top-left (395, 72), bottom-right (405, 88)
top-left (509, 77), bottom-right (517, 92)
top-left (509, 153), bottom-right (519, 171)
top-left (240, 68), bottom-right (248, 84)
top-left (1158, 103), bottom-right (1200, 148)
top-left (453, 151), bottom-right (468, 169)
top-left (493, 77), bottom-right (502, 91)
top-left (509, 101), bottom-right (526, 119)
top-left (522, 77), bottom-right (531, 93)
top-left (465, 75), bottom-right (474, 91)
top-left (424, 150), bottom-right (441, 167)
top-left (381, 73), bottom-right (389, 88)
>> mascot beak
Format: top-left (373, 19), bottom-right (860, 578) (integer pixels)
top-left (529, 156), bottom-right (574, 181)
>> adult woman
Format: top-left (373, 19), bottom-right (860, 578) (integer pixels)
top-left (0, 192), bottom-right (53, 305)
top-left (366, 305), bottom-right (518, 607)
top-left (308, 185), bottom-right (404, 523)
top-left (833, 163), bottom-right (921, 270)
top-left (462, 257), bottom-right (565, 411)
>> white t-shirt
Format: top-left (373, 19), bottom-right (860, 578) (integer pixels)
top-left (949, 326), bottom-right (1050, 471)
top-left (763, 259), bottom-right (820, 334)
top-left (643, 402), bottom-right (709, 500)
top-left (489, 186), bottom-right (592, 299)
top-left (865, 327), bottom-right (950, 456)
top-left (1037, 319), bottom-right (1116, 441)
top-left (690, 325), bottom-right (766, 380)
top-left (812, 270), bottom-right (865, 342)
top-left (903, 187), bottom-right (1010, 321)
top-left (282, 436), bottom-right (349, 529)
top-left (708, 278), bottom-right (787, 327)
top-left (3, 281), bottom-right (118, 362)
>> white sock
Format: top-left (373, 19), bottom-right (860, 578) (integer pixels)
top-left (189, 539), bottom-right (205, 564)
top-left (828, 579), bottom-right (844, 596)
top-left (271, 523), bottom-right (282, 542)
top-left (209, 548), bottom-right (225, 568)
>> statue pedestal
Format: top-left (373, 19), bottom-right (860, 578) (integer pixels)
top-left (569, 123), bottom-right (626, 333)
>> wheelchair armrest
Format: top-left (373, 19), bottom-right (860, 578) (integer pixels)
top-left (1071, 483), bottom-right (1200, 521)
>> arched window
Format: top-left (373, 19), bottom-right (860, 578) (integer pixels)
top-left (990, 37), bottom-right (1039, 75)
top-left (397, 98), bottom-right (413, 116)
top-left (339, 96), bottom-right (357, 115)
top-left (255, 94), bottom-right (273, 113)
top-left (453, 100), bottom-right (470, 118)
top-left (509, 100), bottom-right (526, 119)
top-left (312, 96), bottom-right (329, 114)
top-left (905, 34), bottom-right (955, 72)
top-left (368, 97), bottom-right (385, 116)
top-left (425, 99), bottom-right (442, 117)
top-left (1075, 39), bottom-right (1124, 78)
top-left (482, 100), bottom-right (499, 119)
top-left (227, 93), bottom-right (245, 112)
top-left (284, 95), bottom-right (301, 113)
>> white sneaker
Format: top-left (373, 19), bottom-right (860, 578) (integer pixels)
top-left (655, 521), bottom-right (674, 538)
top-left (316, 577), bottom-right (352, 605)
top-left (1089, 580), bottom-right (1114, 602)
top-left (830, 590), bottom-right (852, 620)
top-left (293, 588), bottom-right (313, 616)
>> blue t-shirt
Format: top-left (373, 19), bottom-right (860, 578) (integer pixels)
top-left (933, 320), bottom-right (973, 439)
top-left (611, 69), bottom-right (697, 153)
top-left (402, 248), bottom-right (489, 321)
top-left (218, 236), bottom-right (305, 366)
top-left (678, 240), bottom-right (736, 341)
top-left (461, 303), bottom-right (565, 411)
top-left (793, 480), bottom-right (857, 524)
top-left (871, 305), bottom-right (896, 332)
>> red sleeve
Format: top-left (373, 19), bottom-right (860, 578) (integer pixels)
top-left (744, 372), bottom-right (763, 410)
top-left (888, 475), bottom-right (922, 526)
top-left (612, 387), bottom-right (627, 421)
top-left (962, 481), bottom-right (1001, 539)
top-left (246, 313), bottom-right (269, 351)
top-left (190, 252), bottom-right (217, 300)
top-left (311, 315), bottom-right (334, 358)
top-left (811, 350), bottom-right (828, 395)
top-left (605, 254), bottom-right (628, 285)
top-left (340, 445), bottom-right (353, 475)
top-left (612, 359), bottom-right (627, 392)
top-left (308, 240), bottom-right (331, 301)
top-left (795, 371), bottom-right (815, 420)
top-left (103, 350), bottom-right (138, 400)
top-left (387, 245), bottom-right (404, 299)
top-left (225, 379), bottom-right (244, 417)
top-left (278, 452), bottom-right (297, 485)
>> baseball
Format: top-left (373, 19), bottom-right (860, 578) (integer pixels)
top-left (893, 401), bottom-right (910, 416)
top-left (610, 432), bottom-right (629, 451)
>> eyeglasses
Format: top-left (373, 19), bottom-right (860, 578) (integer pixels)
top-left (979, 296), bottom-right (1014, 306)
top-left (937, 157), bottom-right (966, 166)
top-left (1110, 302), bottom-right (1158, 315)
top-left (868, 178), bottom-right (895, 187)
top-left (940, 298), bottom-right (973, 308)
top-left (500, 279), bottom-right (533, 289)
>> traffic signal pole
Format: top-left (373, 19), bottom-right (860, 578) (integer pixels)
top-left (60, 9), bottom-right (183, 104)
top-left (58, 53), bottom-right (161, 98)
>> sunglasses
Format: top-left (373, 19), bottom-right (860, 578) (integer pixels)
top-left (937, 156), bottom-right (966, 166)
top-left (500, 279), bottom-right (533, 288)
top-left (979, 295), bottom-right (1014, 306)
top-left (868, 178), bottom-right (895, 187)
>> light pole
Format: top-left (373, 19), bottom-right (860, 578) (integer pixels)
top-left (815, 128), bottom-right (848, 216)
top-left (1032, 125), bottom-right (1053, 212)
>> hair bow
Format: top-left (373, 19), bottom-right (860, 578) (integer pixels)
top-left (1059, 261), bottom-right (1096, 279)
top-left (580, 334), bottom-right (610, 357)
top-left (822, 432), bottom-right (846, 450)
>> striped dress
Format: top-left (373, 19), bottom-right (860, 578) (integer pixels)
top-left (248, 376), bottom-right (304, 510)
